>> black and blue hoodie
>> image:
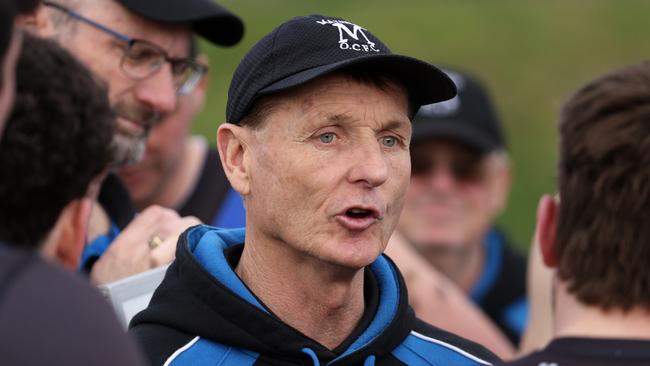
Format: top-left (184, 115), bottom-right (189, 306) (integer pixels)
top-left (130, 225), bottom-right (500, 366)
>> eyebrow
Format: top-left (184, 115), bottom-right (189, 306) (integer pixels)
top-left (383, 119), bottom-right (411, 131)
top-left (324, 113), bottom-right (409, 128)
top-left (326, 113), bottom-right (353, 123)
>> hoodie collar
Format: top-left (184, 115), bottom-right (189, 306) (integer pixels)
top-left (181, 225), bottom-right (413, 363)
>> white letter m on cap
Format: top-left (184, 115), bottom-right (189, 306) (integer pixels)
top-left (332, 23), bottom-right (376, 49)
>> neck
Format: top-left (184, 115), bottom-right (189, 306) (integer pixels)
top-left (420, 239), bottom-right (484, 293)
top-left (140, 136), bottom-right (207, 210)
top-left (236, 227), bottom-right (366, 350)
top-left (87, 202), bottom-right (110, 242)
top-left (554, 278), bottom-right (650, 339)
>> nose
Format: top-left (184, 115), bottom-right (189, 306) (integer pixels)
top-left (347, 140), bottom-right (389, 188)
top-left (424, 164), bottom-right (456, 192)
top-left (133, 63), bottom-right (177, 117)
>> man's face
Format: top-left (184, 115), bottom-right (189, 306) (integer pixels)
top-left (48, 1), bottom-right (191, 165)
top-left (118, 80), bottom-right (204, 206)
top-left (245, 74), bottom-right (412, 270)
top-left (397, 140), bottom-right (509, 252)
top-left (0, 31), bottom-right (21, 136)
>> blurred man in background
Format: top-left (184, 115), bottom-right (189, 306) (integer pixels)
top-left (395, 68), bottom-right (527, 345)
top-left (17, 0), bottom-right (244, 283)
top-left (501, 61), bottom-right (650, 365)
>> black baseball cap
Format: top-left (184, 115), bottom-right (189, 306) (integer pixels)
top-left (411, 68), bottom-right (506, 153)
top-left (226, 15), bottom-right (456, 124)
top-left (117, 0), bottom-right (243, 47)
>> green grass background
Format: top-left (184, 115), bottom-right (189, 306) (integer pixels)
top-left (192, 0), bottom-right (650, 252)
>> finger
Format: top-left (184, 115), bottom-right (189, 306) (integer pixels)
top-left (155, 215), bottom-right (201, 239)
top-left (132, 205), bottom-right (180, 229)
top-left (149, 235), bottom-right (178, 268)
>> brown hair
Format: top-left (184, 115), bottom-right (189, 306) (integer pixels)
top-left (556, 61), bottom-right (650, 311)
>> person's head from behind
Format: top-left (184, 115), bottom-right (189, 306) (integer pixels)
top-left (18, 0), bottom-right (241, 166)
top-left (217, 15), bottom-right (456, 271)
top-left (118, 37), bottom-right (209, 208)
top-left (536, 61), bottom-right (650, 312)
top-left (397, 68), bottom-right (511, 254)
top-left (0, 33), bottom-right (115, 269)
top-left (0, 0), bottom-right (21, 133)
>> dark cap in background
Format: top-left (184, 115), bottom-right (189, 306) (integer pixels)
top-left (226, 14), bottom-right (456, 124)
top-left (117, 0), bottom-right (244, 46)
top-left (412, 68), bottom-right (506, 153)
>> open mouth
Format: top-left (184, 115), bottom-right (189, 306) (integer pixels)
top-left (345, 207), bottom-right (374, 219)
top-left (336, 206), bottom-right (382, 231)
top-left (117, 116), bottom-right (145, 136)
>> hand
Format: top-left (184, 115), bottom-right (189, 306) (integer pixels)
top-left (90, 205), bottom-right (200, 284)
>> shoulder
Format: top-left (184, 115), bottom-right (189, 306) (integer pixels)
top-left (0, 252), bottom-right (144, 365)
top-left (392, 319), bottom-right (501, 365)
top-left (131, 325), bottom-right (258, 366)
top-left (130, 323), bottom-right (200, 366)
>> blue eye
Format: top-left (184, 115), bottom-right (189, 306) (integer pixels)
top-left (319, 132), bottom-right (336, 144)
top-left (381, 136), bottom-right (397, 147)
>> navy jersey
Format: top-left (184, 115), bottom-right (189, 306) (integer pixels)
top-left (500, 337), bottom-right (650, 366)
top-left (469, 229), bottom-right (528, 345)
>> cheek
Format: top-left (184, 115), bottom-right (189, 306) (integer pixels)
top-left (149, 126), bottom-right (185, 158)
top-left (459, 184), bottom-right (491, 209)
top-left (403, 179), bottom-right (427, 204)
top-left (384, 155), bottom-right (411, 220)
top-left (390, 154), bottom-right (415, 204)
top-left (67, 45), bottom-right (133, 101)
top-left (456, 185), bottom-right (495, 232)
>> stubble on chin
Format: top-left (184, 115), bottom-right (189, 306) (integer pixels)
top-left (111, 132), bottom-right (146, 167)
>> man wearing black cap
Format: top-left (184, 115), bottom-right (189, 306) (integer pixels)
top-left (395, 68), bottom-right (526, 345)
top-left (18, 0), bottom-right (243, 284)
top-left (131, 16), bottom-right (500, 366)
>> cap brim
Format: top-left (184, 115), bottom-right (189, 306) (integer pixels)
top-left (258, 53), bottom-right (456, 106)
top-left (411, 118), bottom-right (498, 153)
top-left (117, 0), bottom-right (244, 47)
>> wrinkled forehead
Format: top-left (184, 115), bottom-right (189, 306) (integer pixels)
top-left (282, 73), bottom-right (409, 117)
top-left (243, 74), bottom-right (411, 136)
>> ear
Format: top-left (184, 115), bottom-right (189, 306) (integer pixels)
top-left (14, 4), bottom-right (57, 37)
top-left (217, 123), bottom-right (251, 196)
top-left (536, 194), bottom-right (559, 268)
top-left (54, 198), bottom-right (94, 270)
top-left (487, 156), bottom-right (512, 216)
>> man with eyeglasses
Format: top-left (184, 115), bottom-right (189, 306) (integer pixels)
top-left (394, 68), bottom-right (527, 347)
top-left (18, 0), bottom-right (243, 284)
top-left (117, 40), bottom-right (247, 229)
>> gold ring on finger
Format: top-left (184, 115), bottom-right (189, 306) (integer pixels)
top-left (148, 235), bottom-right (163, 250)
